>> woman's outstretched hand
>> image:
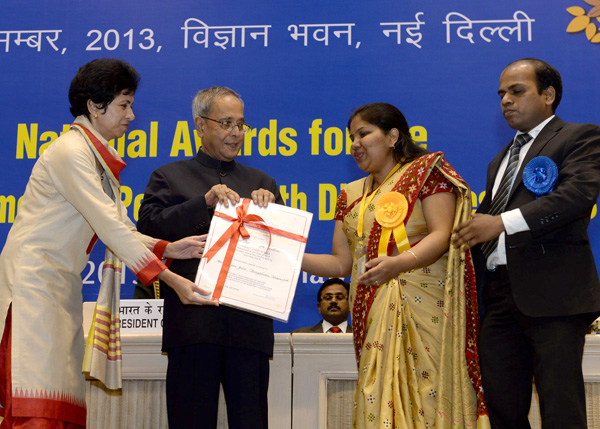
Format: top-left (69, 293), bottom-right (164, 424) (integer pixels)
top-left (158, 269), bottom-right (218, 306)
top-left (164, 235), bottom-right (208, 259)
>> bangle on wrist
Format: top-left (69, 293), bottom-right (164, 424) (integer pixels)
top-left (405, 249), bottom-right (418, 271)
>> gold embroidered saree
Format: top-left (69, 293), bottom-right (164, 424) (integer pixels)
top-left (337, 153), bottom-right (489, 428)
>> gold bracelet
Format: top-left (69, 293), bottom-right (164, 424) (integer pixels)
top-left (406, 250), bottom-right (418, 271)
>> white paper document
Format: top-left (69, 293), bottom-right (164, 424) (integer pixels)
top-left (194, 199), bottom-right (312, 322)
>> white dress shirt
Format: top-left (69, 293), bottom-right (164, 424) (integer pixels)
top-left (487, 116), bottom-right (555, 269)
top-left (322, 320), bottom-right (349, 333)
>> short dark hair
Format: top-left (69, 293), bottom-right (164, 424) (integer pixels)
top-left (317, 278), bottom-right (350, 302)
top-left (69, 58), bottom-right (140, 118)
top-left (507, 58), bottom-right (562, 112)
top-left (347, 103), bottom-right (428, 164)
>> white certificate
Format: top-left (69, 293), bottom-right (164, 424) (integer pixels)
top-left (194, 199), bottom-right (312, 322)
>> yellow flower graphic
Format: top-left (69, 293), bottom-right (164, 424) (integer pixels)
top-left (567, 0), bottom-right (600, 43)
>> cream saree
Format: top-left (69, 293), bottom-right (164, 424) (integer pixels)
top-left (337, 152), bottom-right (489, 428)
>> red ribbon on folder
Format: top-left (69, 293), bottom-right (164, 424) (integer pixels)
top-left (202, 199), bottom-right (308, 300)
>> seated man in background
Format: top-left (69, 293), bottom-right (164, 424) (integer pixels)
top-left (293, 278), bottom-right (352, 333)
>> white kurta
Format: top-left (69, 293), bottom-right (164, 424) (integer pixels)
top-left (0, 116), bottom-right (165, 424)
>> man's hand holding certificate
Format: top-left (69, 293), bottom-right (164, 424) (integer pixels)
top-left (194, 199), bottom-right (312, 321)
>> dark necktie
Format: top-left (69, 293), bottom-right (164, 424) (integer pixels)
top-left (481, 133), bottom-right (532, 259)
top-left (329, 326), bottom-right (342, 333)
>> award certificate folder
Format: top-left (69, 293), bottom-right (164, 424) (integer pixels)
top-left (194, 199), bottom-right (312, 322)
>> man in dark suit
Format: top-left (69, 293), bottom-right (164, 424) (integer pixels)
top-left (137, 86), bottom-right (282, 429)
top-left (292, 278), bottom-right (352, 333)
top-left (453, 58), bottom-right (600, 428)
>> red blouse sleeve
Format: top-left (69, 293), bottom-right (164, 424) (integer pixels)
top-left (334, 189), bottom-right (348, 221)
top-left (419, 167), bottom-right (456, 199)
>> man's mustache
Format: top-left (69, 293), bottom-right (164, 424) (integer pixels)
top-left (328, 304), bottom-right (340, 311)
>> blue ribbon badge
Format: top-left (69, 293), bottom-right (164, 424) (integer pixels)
top-left (523, 156), bottom-right (558, 197)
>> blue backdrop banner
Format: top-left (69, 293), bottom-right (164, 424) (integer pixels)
top-left (1, 0), bottom-right (598, 331)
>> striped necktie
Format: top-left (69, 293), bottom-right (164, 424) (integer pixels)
top-left (481, 133), bottom-right (532, 259)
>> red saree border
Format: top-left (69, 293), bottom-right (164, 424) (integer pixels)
top-left (0, 304), bottom-right (86, 426)
top-left (71, 122), bottom-right (126, 184)
top-left (12, 395), bottom-right (86, 426)
top-left (463, 250), bottom-right (487, 418)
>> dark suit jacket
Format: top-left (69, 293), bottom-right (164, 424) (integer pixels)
top-left (137, 150), bottom-right (282, 355)
top-left (291, 321), bottom-right (352, 333)
top-left (475, 116), bottom-right (600, 317)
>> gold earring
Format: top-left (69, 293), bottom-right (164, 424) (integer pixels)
top-left (94, 113), bottom-right (98, 119)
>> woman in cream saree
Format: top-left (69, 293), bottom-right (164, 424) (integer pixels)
top-left (303, 103), bottom-right (489, 428)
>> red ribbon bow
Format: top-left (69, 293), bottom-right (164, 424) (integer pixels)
top-left (202, 198), bottom-right (308, 301)
top-left (202, 199), bottom-right (268, 300)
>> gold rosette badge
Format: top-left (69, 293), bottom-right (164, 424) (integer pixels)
top-left (375, 192), bottom-right (411, 257)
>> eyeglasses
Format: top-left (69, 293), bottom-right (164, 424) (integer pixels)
top-left (200, 116), bottom-right (252, 134)
top-left (320, 293), bottom-right (348, 302)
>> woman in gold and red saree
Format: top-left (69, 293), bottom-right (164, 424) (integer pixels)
top-left (303, 103), bottom-right (489, 428)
